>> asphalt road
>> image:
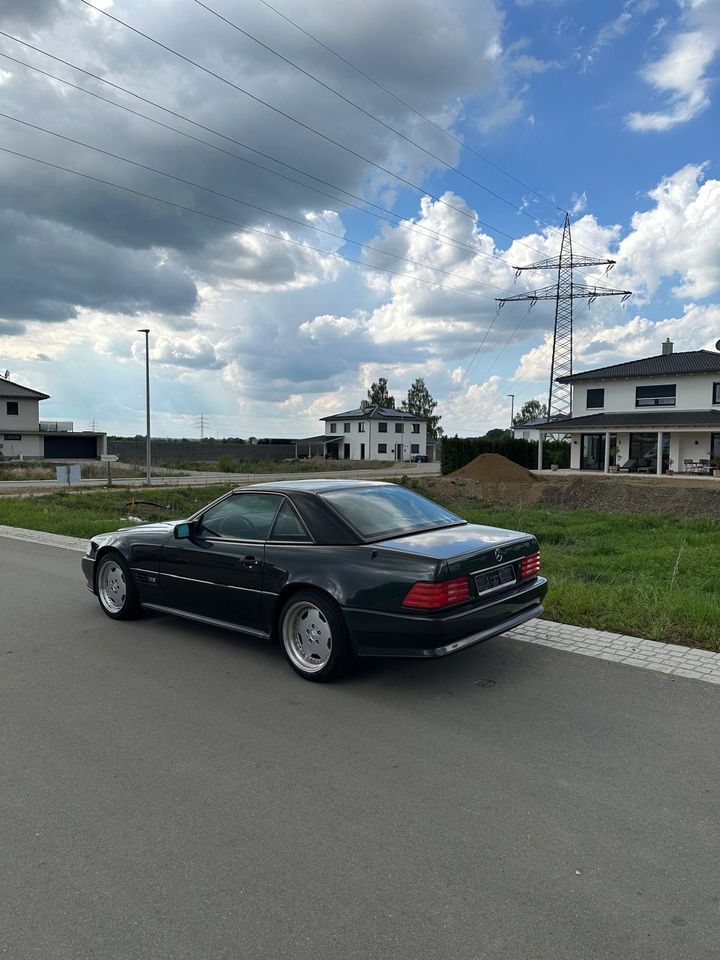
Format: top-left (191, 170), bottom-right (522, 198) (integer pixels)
top-left (2, 538), bottom-right (719, 960)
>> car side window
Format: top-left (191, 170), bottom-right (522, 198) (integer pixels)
top-left (270, 501), bottom-right (312, 542)
top-left (199, 494), bottom-right (281, 541)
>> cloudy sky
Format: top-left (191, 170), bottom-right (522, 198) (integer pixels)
top-left (0, 0), bottom-right (718, 438)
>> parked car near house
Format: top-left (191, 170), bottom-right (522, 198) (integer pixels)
top-left (81, 480), bottom-right (547, 682)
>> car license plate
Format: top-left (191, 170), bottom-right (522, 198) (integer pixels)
top-left (474, 564), bottom-right (516, 596)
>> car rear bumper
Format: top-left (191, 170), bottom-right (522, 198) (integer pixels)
top-left (344, 577), bottom-right (547, 658)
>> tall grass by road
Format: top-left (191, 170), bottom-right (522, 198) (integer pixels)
top-left (0, 485), bottom-right (718, 651)
top-left (459, 504), bottom-right (719, 651)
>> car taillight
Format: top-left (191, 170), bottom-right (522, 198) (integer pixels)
top-left (521, 552), bottom-right (540, 579)
top-left (402, 577), bottom-right (470, 609)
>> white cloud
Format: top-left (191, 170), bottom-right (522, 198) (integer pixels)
top-left (614, 164), bottom-right (720, 300)
top-left (626, 1), bottom-right (720, 131)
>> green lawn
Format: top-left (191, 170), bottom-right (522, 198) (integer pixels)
top-left (457, 504), bottom-right (720, 651)
top-left (0, 485), bottom-right (233, 540)
top-left (0, 485), bottom-right (718, 651)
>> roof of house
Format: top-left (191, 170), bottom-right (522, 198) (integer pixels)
top-left (557, 350), bottom-right (720, 384)
top-left (296, 434), bottom-right (343, 444)
top-left (321, 404), bottom-right (427, 422)
top-left (0, 377), bottom-right (50, 400)
top-left (531, 410), bottom-right (720, 431)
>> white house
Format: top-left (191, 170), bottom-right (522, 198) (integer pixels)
top-left (0, 377), bottom-right (106, 460)
top-left (532, 341), bottom-right (720, 474)
top-left (320, 403), bottom-right (428, 461)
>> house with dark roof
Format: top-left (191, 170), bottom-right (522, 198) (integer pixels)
top-left (320, 403), bottom-right (428, 461)
top-left (530, 340), bottom-right (720, 474)
top-left (0, 377), bottom-right (106, 460)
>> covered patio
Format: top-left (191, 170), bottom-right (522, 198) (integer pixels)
top-left (533, 412), bottom-right (720, 476)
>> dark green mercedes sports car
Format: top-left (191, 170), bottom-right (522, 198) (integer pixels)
top-left (82, 480), bottom-right (547, 682)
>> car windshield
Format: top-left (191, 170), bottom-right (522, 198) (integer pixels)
top-left (321, 485), bottom-right (464, 540)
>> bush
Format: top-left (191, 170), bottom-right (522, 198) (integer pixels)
top-left (441, 436), bottom-right (570, 474)
top-left (217, 453), bottom-right (240, 472)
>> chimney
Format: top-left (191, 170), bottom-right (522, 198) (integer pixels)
top-left (662, 338), bottom-right (673, 356)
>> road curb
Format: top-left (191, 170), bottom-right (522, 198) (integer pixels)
top-left (2, 524), bottom-right (718, 685)
top-left (0, 524), bottom-right (88, 553)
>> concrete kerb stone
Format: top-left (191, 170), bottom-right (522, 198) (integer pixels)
top-left (1, 524), bottom-right (719, 686)
top-left (508, 620), bottom-right (720, 687)
top-left (0, 524), bottom-right (87, 553)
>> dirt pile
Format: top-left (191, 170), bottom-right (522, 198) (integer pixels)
top-left (422, 473), bottom-right (720, 520)
top-left (448, 453), bottom-right (537, 484)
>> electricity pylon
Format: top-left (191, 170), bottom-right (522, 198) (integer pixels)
top-left (497, 213), bottom-right (631, 420)
top-left (195, 413), bottom-right (210, 439)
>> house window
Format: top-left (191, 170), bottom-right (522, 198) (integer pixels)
top-left (412, 423), bottom-right (420, 434)
top-left (410, 443), bottom-right (420, 454)
top-left (343, 422), bottom-right (350, 432)
top-left (713, 383), bottom-right (720, 405)
top-left (378, 422), bottom-right (388, 433)
top-left (4, 433), bottom-right (21, 441)
top-left (330, 422), bottom-right (337, 433)
top-left (635, 384), bottom-right (676, 407)
top-left (358, 422), bottom-right (365, 432)
top-left (6, 401), bottom-right (18, 416)
top-left (394, 423), bottom-right (403, 433)
top-left (586, 388), bottom-right (604, 409)
top-left (378, 443), bottom-right (387, 454)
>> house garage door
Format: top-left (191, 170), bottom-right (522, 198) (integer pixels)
top-left (43, 435), bottom-right (98, 458)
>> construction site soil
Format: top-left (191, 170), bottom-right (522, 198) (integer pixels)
top-left (426, 462), bottom-right (720, 520)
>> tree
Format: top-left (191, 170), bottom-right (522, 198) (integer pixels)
top-left (483, 428), bottom-right (511, 441)
top-left (512, 399), bottom-right (548, 427)
top-left (402, 378), bottom-right (443, 438)
top-left (364, 377), bottom-right (395, 409)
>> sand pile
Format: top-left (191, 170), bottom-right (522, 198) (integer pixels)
top-left (448, 453), bottom-right (537, 484)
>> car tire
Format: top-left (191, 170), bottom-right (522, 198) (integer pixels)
top-left (278, 589), bottom-right (353, 682)
top-left (95, 552), bottom-right (142, 621)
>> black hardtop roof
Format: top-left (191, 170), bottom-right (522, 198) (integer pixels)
top-left (235, 479), bottom-right (392, 495)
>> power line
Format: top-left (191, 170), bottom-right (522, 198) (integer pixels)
top-left (0, 144), bottom-right (523, 305)
top-left (250, 0), bottom-right (609, 261)
top-left (454, 300), bottom-right (625, 431)
top-left (75, 3), bottom-right (613, 274)
top-left (192, 0), bottom-right (569, 234)
top-left (0, 111), bottom-right (521, 298)
top-left (0, 44), bottom-right (586, 289)
top-left (252, 0), bottom-right (564, 215)
top-left (0, 36), bottom-right (616, 291)
top-left (497, 213), bottom-right (631, 421)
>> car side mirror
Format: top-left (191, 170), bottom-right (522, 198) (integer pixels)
top-left (174, 521), bottom-right (194, 539)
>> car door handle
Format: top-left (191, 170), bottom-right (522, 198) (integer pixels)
top-left (240, 556), bottom-right (262, 568)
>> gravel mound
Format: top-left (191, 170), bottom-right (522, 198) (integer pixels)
top-left (448, 453), bottom-right (537, 484)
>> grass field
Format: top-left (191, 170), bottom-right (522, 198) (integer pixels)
top-left (0, 483), bottom-right (718, 651)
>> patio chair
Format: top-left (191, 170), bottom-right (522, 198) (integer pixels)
top-left (619, 459), bottom-right (638, 473)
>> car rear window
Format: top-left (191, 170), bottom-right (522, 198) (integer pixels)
top-left (320, 485), bottom-right (463, 540)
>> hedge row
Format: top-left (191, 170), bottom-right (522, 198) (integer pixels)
top-left (440, 436), bottom-right (571, 475)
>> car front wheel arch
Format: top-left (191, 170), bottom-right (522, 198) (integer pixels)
top-left (94, 548), bottom-right (142, 621)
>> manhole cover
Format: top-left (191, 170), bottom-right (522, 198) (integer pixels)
top-left (473, 678), bottom-right (496, 688)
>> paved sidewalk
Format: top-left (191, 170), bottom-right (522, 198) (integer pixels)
top-left (2, 524), bottom-right (718, 686)
top-left (510, 619), bottom-right (720, 685)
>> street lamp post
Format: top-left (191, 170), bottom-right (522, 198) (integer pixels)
top-left (137, 328), bottom-right (151, 486)
top-left (507, 394), bottom-right (515, 430)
